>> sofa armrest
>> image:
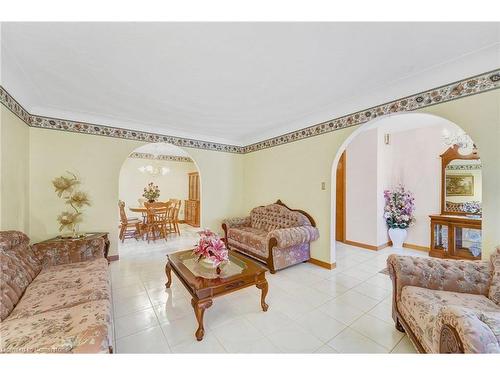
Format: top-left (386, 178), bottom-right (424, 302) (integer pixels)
top-left (267, 226), bottom-right (319, 248)
top-left (387, 255), bottom-right (491, 301)
top-left (222, 217), bottom-right (251, 229)
top-left (434, 306), bottom-right (500, 353)
top-left (32, 237), bottom-right (106, 268)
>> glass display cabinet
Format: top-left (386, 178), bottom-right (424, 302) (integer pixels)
top-left (429, 214), bottom-right (481, 260)
top-left (429, 144), bottom-right (482, 260)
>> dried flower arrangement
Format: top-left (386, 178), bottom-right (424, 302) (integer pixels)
top-left (52, 172), bottom-right (91, 237)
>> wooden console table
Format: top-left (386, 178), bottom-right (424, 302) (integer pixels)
top-left (429, 215), bottom-right (481, 260)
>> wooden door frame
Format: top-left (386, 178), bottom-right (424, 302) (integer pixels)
top-left (335, 150), bottom-right (346, 242)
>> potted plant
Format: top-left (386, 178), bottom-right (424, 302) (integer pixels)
top-left (383, 185), bottom-right (415, 249)
top-left (142, 182), bottom-right (160, 203)
top-left (193, 229), bottom-right (229, 274)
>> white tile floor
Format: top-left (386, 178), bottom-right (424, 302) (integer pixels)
top-left (111, 227), bottom-right (426, 353)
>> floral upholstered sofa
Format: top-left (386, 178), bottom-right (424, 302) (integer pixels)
top-left (222, 200), bottom-right (319, 273)
top-left (0, 231), bottom-right (112, 353)
top-left (387, 248), bottom-right (500, 353)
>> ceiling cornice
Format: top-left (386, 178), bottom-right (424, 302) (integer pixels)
top-left (1, 68), bottom-right (499, 154)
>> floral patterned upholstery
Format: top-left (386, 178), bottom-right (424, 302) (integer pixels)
top-left (223, 202), bottom-right (319, 272)
top-left (267, 226), bottom-right (319, 248)
top-left (223, 216), bottom-right (251, 229)
top-left (434, 306), bottom-right (500, 353)
top-left (272, 242), bottom-right (311, 270)
top-left (388, 252), bottom-right (500, 353)
top-left (8, 258), bottom-right (110, 320)
top-left (227, 227), bottom-right (268, 257)
top-left (388, 255), bottom-right (491, 298)
top-left (1, 232), bottom-right (43, 321)
top-left (32, 237), bottom-right (106, 268)
top-left (489, 246), bottom-right (500, 305)
top-left (398, 286), bottom-right (498, 352)
top-left (0, 300), bottom-right (112, 353)
top-left (0, 230), bottom-right (111, 354)
top-left (250, 204), bottom-right (311, 231)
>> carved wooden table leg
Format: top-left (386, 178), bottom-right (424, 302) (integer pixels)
top-left (256, 281), bottom-right (269, 312)
top-left (191, 298), bottom-right (213, 341)
top-left (165, 262), bottom-right (172, 288)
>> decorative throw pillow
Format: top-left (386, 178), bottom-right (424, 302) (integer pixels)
top-left (489, 248), bottom-right (500, 305)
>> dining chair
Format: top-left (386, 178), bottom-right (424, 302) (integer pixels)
top-left (142, 202), bottom-right (169, 243)
top-left (118, 200), bottom-right (141, 243)
top-left (167, 199), bottom-right (182, 235)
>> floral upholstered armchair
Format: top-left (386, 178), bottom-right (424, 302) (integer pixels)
top-left (222, 200), bottom-right (319, 273)
top-left (387, 247), bottom-right (500, 353)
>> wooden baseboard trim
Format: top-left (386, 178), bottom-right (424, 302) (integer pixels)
top-left (403, 243), bottom-right (430, 252)
top-left (344, 240), bottom-right (389, 251)
top-left (344, 240), bottom-right (429, 253)
top-left (107, 255), bottom-right (119, 262)
top-left (308, 257), bottom-right (336, 270)
top-left (386, 241), bottom-right (429, 252)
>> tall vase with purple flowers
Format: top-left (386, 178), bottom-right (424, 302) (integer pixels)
top-left (384, 185), bottom-right (415, 249)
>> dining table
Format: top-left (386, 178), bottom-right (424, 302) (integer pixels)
top-left (129, 207), bottom-right (154, 224)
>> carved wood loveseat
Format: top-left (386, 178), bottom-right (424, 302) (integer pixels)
top-left (387, 247), bottom-right (500, 353)
top-left (0, 231), bottom-right (112, 353)
top-left (222, 200), bottom-right (319, 273)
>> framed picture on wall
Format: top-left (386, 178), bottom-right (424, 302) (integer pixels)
top-left (446, 174), bottom-right (474, 196)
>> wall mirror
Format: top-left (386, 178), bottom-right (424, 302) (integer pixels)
top-left (441, 145), bottom-right (481, 216)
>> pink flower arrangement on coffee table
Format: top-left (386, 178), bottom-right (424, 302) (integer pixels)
top-left (193, 229), bottom-right (229, 267)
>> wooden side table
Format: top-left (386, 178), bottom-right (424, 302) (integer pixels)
top-left (35, 232), bottom-right (111, 260)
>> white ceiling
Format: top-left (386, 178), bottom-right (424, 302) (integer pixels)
top-left (1, 22), bottom-right (499, 145)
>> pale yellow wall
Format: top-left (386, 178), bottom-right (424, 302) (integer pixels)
top-left (119, 158), bottom-right (197, 217)
top-left (29, 127), bottom-right (245, 256)
top-left (3, 88), bottom-right (499, 262)
top-left (243, 90), bottom-right (500, 263)
top-left (420, 90), bottom-right (500, 258)
top-left (242, 126), bottom-right (354, 264)
top-left (0, 106), bottom-right (30, 232)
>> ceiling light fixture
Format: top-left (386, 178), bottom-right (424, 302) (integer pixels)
top-left (138, 164), bottom-right (170, 176)
top-left (442, 129), bottom-right (475, 155)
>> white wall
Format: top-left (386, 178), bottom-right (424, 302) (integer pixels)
top-left (119, 157), bottom-right (197, 217)
top-left (385, 126), bottom-right (450, 247)
top-left (345, 121), bottom-right (458, 248)
top-left (345, 128), bottom-right (379, 245)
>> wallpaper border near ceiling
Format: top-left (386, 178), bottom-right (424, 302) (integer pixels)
top-left (1, 69), bottom-right (499, 154)
top-left (446, 164), bottom-right (482, 170)
top-left (128, 152), bottom-right (193, 163)
top-left (242, 69), bottom-right (500, 153)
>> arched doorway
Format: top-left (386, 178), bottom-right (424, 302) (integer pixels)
top-left (330, 113), bottom-right (482, 265)
top-left (117, 142), bottom-right (202, 260)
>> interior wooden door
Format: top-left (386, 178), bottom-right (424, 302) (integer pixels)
top-left (335, 151), bottom-right (346, 242)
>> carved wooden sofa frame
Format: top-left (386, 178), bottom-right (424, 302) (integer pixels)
top-left (388, 258), bottom-right (466, 353)
top-left (222, 200), bottom-right (317, 274)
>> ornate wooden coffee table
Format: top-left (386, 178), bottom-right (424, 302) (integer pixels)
top-left (165, 249), bottom-right (269, 341)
